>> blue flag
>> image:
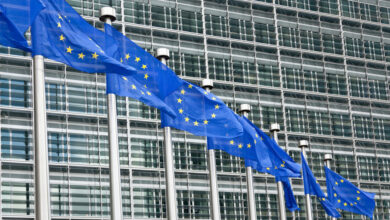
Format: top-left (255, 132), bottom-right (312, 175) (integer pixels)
top-left (31, 0), bottom-right (135, 75)
top-left (276, 176), bottom-right (300, 212)
top-left (244, 120), bottom-right (301, 178)
top-left (207, 115), bottom-right (259, 161)
top-left (104, 24), bottom-right (183, 99)
top-left (0, 0), bottom-right (45, 51)
top-left (325, 166), bottom-right (375, 218)
top-left (301, 153), bottom-right (341, 218)
top-left (106, 73), bottom-right (176, 117)
top-left (161, 80), bottom-right (242, 138)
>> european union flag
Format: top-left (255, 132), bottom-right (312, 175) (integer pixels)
top-left (275, 177), bottom-right (300, 212)
top-left (31, 0), bottom-right (135, 75)
top-left (245, 120), bottom-right (301, 178)
top-left (104, 24), bottom-right (183, 99)
top-left (301, 153), bottom-right (341, 218)
top-left (106, 73), bottom-right (176, 117)
top-left (161, 80), bottom-right (242, 138)
top-left (0, 0), bottom-right (45, 51)
top-left (325, 166), bottom-right (375, 218)
top-left (207, 114), bottom-right (259, 161)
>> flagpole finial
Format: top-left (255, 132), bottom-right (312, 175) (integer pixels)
top-left (239, 104), bottom-right (251, 114)
top-left (270, 123), bottom-right (280, 132)
top-left (324, 154), bottom-right (333, 161)
top-left (298, 140), bottom-right (309, 148)
top-left (99, 7), bottom-right (116, 22)
top-left (156, 48), bottom-right (170, 60)
top-left (201, 79), bottom-right (213, 90)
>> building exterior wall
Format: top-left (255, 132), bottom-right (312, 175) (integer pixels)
top-left (0, 0), bottom-right (389, 219)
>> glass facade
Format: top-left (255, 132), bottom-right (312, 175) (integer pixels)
top-left (0, 0), bottom-right (389, 219)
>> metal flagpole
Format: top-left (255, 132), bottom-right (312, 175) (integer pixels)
top-left (100, 7), bottom-right (123, 220)
top-left (299, 140), bottom-right (313, 220)
top-left (270, 123), bottom-right (286, 220)
top-left (238, 104), bottom-right (256, 220)
top-left (201, 79), bottom-right (221, 220)
top-left (324, 154), bottom-right (337, 220)
top-left (33, 55), bottom-right (51, 220)
top-left (156, 48), bottom-right (178, 220)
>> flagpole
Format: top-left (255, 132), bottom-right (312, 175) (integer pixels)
top-left (239, 104), bottom-right (256, 220)
top-left (324, 154), bottom-right (337, 220)
top-left (100, 7), bottom-right (123, 220)
top-left (299, 140), bottom-right (313, 220)
top-left (156, 48), bottom-right (178, 220)
top-left (201, 79), bottom-right (221, 220)
top-left (33, 55), bottom-right (51, 220)
top-left (270, 123), bottom-right (286, 220)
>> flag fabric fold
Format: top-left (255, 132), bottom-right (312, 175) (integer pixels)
top-left (276, 176), bottom-right (300, 212)
top-left (161, 80), bottom-right (243, 138)
top-left (31, 0), bottom-right (135, 75)
top-left (0, 0), bottom-right (45, 51)
top-left (301, 153), bottom-right (341, 218)
top-left (325, 166), bottom-right (375, 218)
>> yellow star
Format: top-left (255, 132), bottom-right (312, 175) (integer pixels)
top-left (144, 74), bottom-right (149, 79)
top-left (58, 14), bottom-right (63, 20)
top-left (132, 84), bottom-right (136, 90)
top-left (337, 200), bottom-right (341, 203)
top-left (57, 22), bottom-right (61, 28)
top-left (354, 202), bottom-right (357, 205)
top-left (357, 197), bottom-right (360, 201)
top-left (357, 191), bottom-right (360, 194)
top-left (344, 203), bottom-right (347, 206)
top-left (334, 193), bottom-right (337, 197)
top-left (185, 117), bottom-right (190, 122)
top-left (322, 198), bottom-right (325, 201)
top-left (66, 46), bottom-right (73, 53)
top-left (335, 181), bottom-right (338, 185)
top-left (177, 98), bottom-right (182, 103)
top-left (125, 54), bottom-right (130, 60)
top-left (92, 52), bottom-right (99, 59)
top-left (281, 164), bottom-right (285, 167)
top-left (204, 120), bottom-right (208, 125)
top-left (141, 91), bottom-right (145, 95)
top-left (142, 64), bottom-right (147, 69)
top-left (350, 203), bottom-right (353, 206)
top-left (59, 34), bottom-right (65, 41)
top-left (266, 167), bottom-right (270, 170)
top-left (204, 91), bottom-right (208, 95)
top-left (230, 140), bottom-right (234, 145)
top-left (212, 97), bottom-right (216, 100)
top-left (78, 53), bottom-right (85, 59)
top-left (255, 134), bottom-right (258, 138)
top-left (194, 121), bottom-right (199, 126)
top-left (188, 84), bottom-right (193, 88)
top-left (144, 84), bottom-right (147, 88)
top-left (135, 57), bottom-right (140, 62)
top-left (181, 89), bottom-right (185, 95)
top-left (247, 144), bottom-right (251, 148)
top-left (120, 58), bottom-right (123, 63)
top-left (274, 166), bottom-right (278, 169)
top-left (238, 144), bottom-right (243, 148)
top-left (215, 104), bottom-right (219, 109)
top-left (340, 179), bottom-right (344, 183)
top-left (211, 113), bottom-right (216, 118)
top-left (122, 77), bottom-right (128, 81)
top-left (147, 91), bottom-right (151, 96)
top-left (254, 140), bottom-right (257, 144)
top-left (179, 109), bottom-right (183, 114)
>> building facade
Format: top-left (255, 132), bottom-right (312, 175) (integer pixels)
top-left (0, 0), bottom-right (389, 219)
